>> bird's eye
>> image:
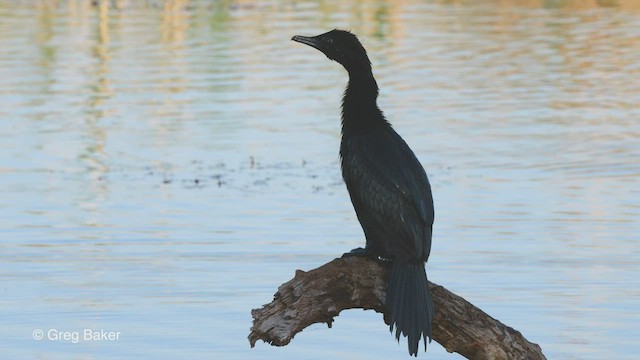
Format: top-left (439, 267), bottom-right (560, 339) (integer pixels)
top-left (326, 38), bottom-right (334, 44)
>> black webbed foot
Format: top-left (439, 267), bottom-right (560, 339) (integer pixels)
top-left (342, 247), bottom-right (393, 264)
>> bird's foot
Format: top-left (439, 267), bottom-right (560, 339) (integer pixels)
top-left (341, 247), bottom-right (392, 264)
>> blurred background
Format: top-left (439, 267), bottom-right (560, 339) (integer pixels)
top-left (0, 0), bottom-right (639, 359)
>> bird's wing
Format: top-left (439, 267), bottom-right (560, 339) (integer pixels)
top-left (343, 129), bottom-right (434, 260)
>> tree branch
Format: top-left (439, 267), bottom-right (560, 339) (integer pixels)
top-left (248, 257), bottom-right (546, 360)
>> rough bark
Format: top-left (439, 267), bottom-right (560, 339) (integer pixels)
top-left (249, 257), bottom-right (546, 360)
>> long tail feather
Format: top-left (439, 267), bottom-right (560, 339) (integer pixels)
top-left (386, 261), bottom-right (434, 356)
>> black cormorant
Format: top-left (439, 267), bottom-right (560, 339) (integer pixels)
top-left (292, 29), bottom-right (435, 356)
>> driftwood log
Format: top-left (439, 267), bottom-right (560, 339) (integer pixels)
top-left (249, 257), bottom-right (546, 360)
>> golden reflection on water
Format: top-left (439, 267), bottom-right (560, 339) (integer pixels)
top-left (161, 0), bottom-right (189, 44)
top-left (82, 0), bottom-right (110, 209)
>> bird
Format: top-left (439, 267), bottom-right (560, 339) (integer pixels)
top-left (291, 29), bottom-right (435, 356)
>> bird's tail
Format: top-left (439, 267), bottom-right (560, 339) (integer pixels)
top-left (386, 261), bottom-right (434, 356)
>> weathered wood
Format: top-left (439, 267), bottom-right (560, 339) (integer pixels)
top-left (249, 257), bottom-right (546, 360)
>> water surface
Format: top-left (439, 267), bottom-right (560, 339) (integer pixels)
top-left (1, 1), bottom-right (639, 359)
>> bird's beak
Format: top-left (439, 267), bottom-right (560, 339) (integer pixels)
top-left (291, 35), bottom-right (323, 52)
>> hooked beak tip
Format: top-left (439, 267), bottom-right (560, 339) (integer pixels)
top-left (291, 35), bottom-right (323, 53)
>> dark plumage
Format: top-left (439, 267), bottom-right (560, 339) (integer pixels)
top-left (292, 29), bottom-right (435, 356)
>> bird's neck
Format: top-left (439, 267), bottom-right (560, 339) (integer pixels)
top-left (341, 69), bottom-right (386, 135)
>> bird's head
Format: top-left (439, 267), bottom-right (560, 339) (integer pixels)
top-left (292, 29), bottom-right (371, 73)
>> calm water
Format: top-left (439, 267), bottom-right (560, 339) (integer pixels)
top-left (1, 1), bottom-right (639, 359)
